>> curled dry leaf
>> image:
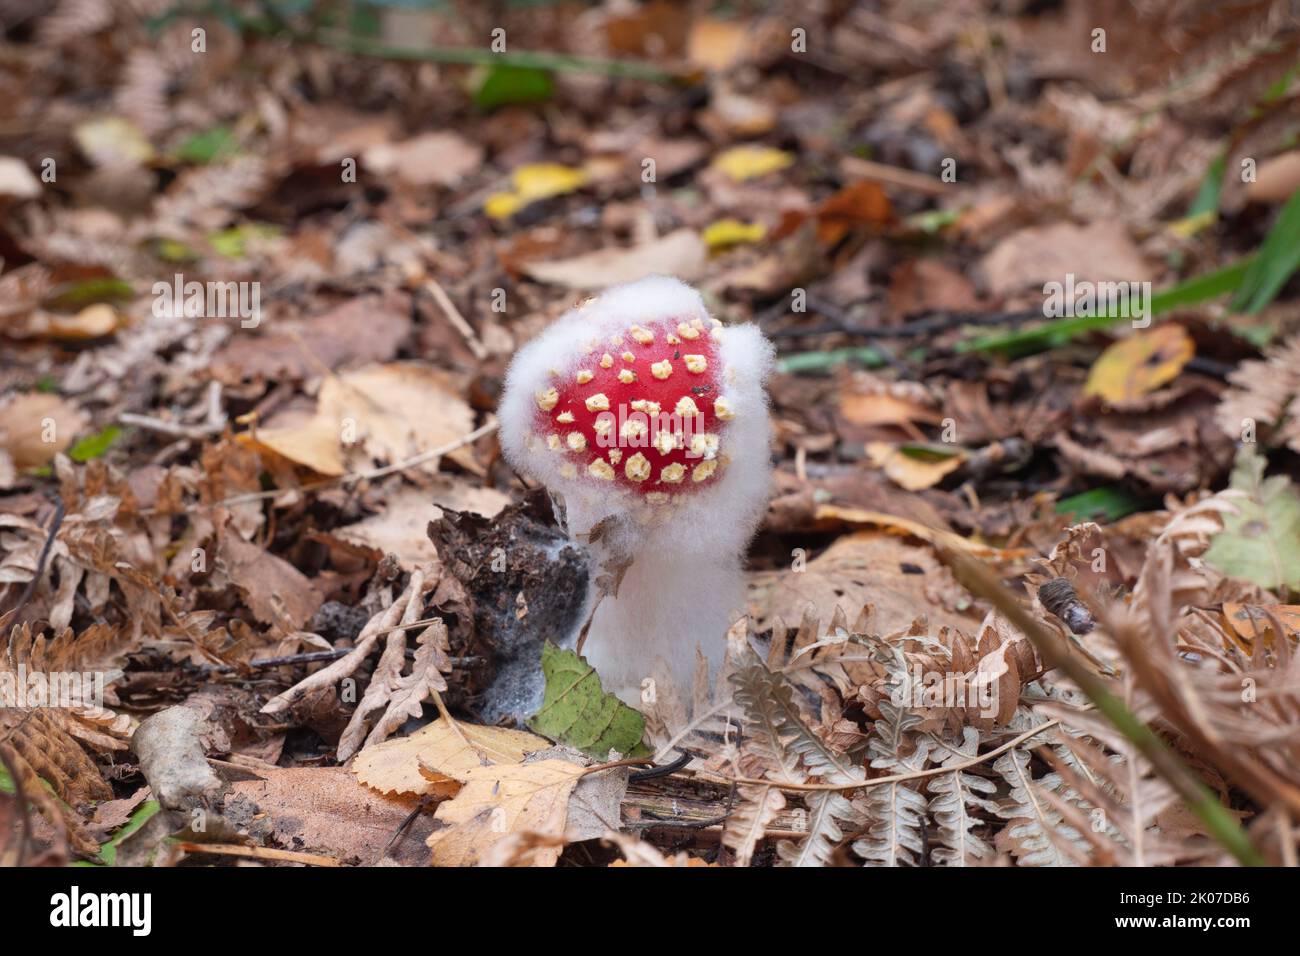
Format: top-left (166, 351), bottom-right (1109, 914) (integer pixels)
top-left (242, 362), bottom-right (476, 477)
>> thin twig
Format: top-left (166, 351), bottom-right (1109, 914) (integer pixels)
top-left (423, 279), bottom-right (487, 361)
top-left (175, 842), bottom-right (342, 866)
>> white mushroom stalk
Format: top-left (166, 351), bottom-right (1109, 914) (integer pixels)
top-left (499, 276), bottom-right (774, 701)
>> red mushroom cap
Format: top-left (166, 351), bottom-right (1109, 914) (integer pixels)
top-left (530, 315), bottom-right (733, 496)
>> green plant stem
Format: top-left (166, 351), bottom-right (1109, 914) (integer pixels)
top-left (313, 31), bottom-right (675, 82)
top-left (942, 548), bottom-right (1268, 867)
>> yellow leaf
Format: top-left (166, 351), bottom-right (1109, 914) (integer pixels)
top-left (73, 117), bottom-right (154, 167)
top-left (353, 718), bottom-right (549, 797)
top-left (702, 218), bottom-right (766, 249)
top-left (866, 441), bottom-right (965, 491)
top-left (426, 759), bottom-right (585, 867)
top-left (1084, 324), bottom-right (1194, 403)
top-left (710, 145), bottom-right (794, 182)
top-left (484, 162), bottom-right (590, 219)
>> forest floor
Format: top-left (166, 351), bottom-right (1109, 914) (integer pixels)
top-left (2, 0), bottom-right (1300, 868)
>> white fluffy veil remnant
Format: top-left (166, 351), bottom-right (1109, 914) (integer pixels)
top-left (499, 276), bottom-right (775, 701)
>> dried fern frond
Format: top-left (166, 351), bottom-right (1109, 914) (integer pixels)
top-left (726, 646), bottom-right (866, 867)
top-left (853, 698), bottom-right (931, 867)
top-left (1216, 334), bottom-right (1300, 454)
top-left (927, 727), bottom-right (999, 866)
top-left (992, 745), bottom-right (1091, 866)
top-left (724, 784), bottom-right (787, 868)
top-left (1, 621), bottom-right (135, 857)
top-left (1036, 699), bottom-right (1190, 866)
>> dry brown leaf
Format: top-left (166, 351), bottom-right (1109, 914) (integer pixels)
top-left (979, 221), bottom-right (1155, 296)
top-left (354, 718), bottom-right (549, 797)
top-left (210, 294), bottom-right (412, 384)
top-left (866, 442), bottom-right (966, 491)
top-left (337, 484), bottom-right (511, 569)
top-left (216, 534), bottom-right (322, 629)
top-left (0, 155), bottom-right (40, 198)
top-left (224, 767), bottom-right (433, 866)
top-left (1246, 151), bottom-right (1300, 204)
top-left (0, 393), bottom-right (87, 474)
top-left (686, 17), bottom-right (749, 71)
top-left (747, 531), bottom-right (980, 636)
top-left (521, 229), bottom-right (706, 290)
top-left (362, 131), bottom-right (484, 187)
top-left (426, 758), bottom-right (586, 867)
top-left (244, 362), bottom-right (475, 477)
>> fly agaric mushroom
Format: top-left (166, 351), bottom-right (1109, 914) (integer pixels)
top-left (499, 276), bottom-right (774, 701)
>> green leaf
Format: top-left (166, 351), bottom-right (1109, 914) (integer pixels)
top-left (1204, 447), bottom-right (1300, 592)
top-left (207, 223), bottom-right (280, 259)
top-left (44, 276), bottom-right (134, 311)
top-left (1055, 486), bottom-right (1147, 522)
top-left (1188, 152), bottom-right (1225, 217)
top-left (472, 63), bottom-right (554, 110)
top-left (1231, 186), bottom-right (1300, 314)
top-left (172, 126), bottom-right (239, 164)
top-left (154, 238), bottom-right (200, 263)
top-left (0, 761), bottom-right (12, 795)
top-left (527, 643), bottom-right (650, 760)
top-left (67, 425), bottom-right (121, 462)
top-left (96, 800), bottom-right (163, 867)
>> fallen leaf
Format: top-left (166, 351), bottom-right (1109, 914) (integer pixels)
top-left (687, 17), bottom-right (749, 71)
top-left (426, 757), bottom-right (585, 866)
top-left (217, 534), bottom-right (323, 629)
top-left (866, 441), bottom-right (966, 491)
top-left (0, 156), bottom-right (40, 199)
top-left (1084, 325), bottom-right (1194, 403)
top-left (1222, 603), bottom-right (1300, 650)
top-left (840, 383), bottom-right (942, 429)
top-left (484, 162), bottom-right (589, 219)
top-left (528, 644), bottom-right (650, 760)
top-left (979, 221), bottom-right (1155, 296)
top-left (521, 228), bottom-right (706, 289)
top-left (362, 131), bottom-right (484, 187)
top-left (354, 717), bottom-right (549, 797)
top-left (747, 531), bottom-right (981, 636)
top-left (245, 362), bottom-right (475, 477)
top-left (210, 293), bottom-right (412, 384)
top-left (702, 218), bottom-right (766, 249)
top-left (1246, 151), bottom-right (1300, 204)
top-left (74, 116), bottom-right (154, 167)
top-left (225, 766), bottom-right (433, 866)
top-left (337, 484), bottom-right (511, 568)
top-left (813, 180), bottom-right (893, 244)
top-left (1204, 447), bottom-right (1300, 592)
top-left (0, 392), bottom-right (87, 472)
top-left (710, 144), bottom-right (795, 182)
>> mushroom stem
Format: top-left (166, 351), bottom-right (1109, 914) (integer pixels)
top-left (581, 543), bottom-right (746, 703)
